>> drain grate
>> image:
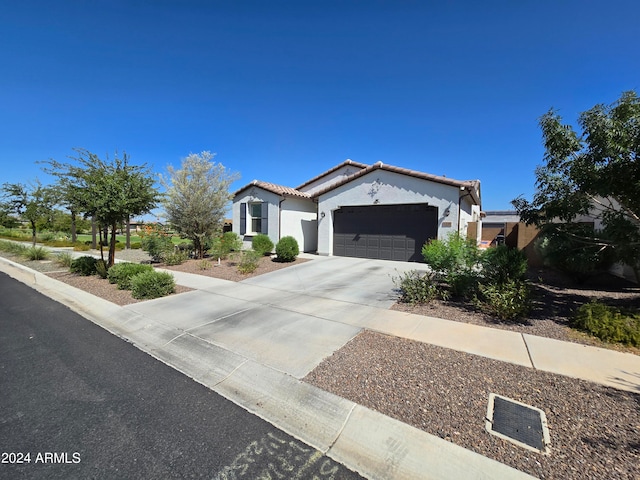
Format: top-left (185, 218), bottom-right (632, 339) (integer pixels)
top-left (485, 394), bottom-right (550, 453)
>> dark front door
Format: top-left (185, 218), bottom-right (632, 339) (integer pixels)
top-left (333, 204), bottom-right (438, 262)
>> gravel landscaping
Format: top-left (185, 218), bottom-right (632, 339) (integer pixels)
top-left (392, 267), bottom-right (640, 355)
top-left (305, 331), bottom-right (640, 480)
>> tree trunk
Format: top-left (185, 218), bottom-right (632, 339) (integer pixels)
top-left (108, 223), bottom-right (118, 267)
top-left (98, 225), bottom-right (105, 263)
top-left (30, 220), bottom-right (37, 247)
top-left (91, 216), bottom-right (97, 249)
top-left (125, 215), bottom-right (131, 249)
top-left (70, 211), bottom-right (77, 243)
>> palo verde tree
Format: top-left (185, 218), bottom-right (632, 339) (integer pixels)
top-left (2, 180), bottom-right (57, 246)
top-left (161, 151), bottom-right (239, 259)
top-left (43, 149), bottom-right (160, 267)
top-left (513, 90), bottom-right (640, 282)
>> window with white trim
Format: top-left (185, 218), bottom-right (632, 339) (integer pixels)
top-left (249, 202), bottom-right (263, 234)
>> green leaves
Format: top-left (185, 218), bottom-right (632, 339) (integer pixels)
top-left (513, 91), bottom-right (640, 282)
top-left (161, 151), bottom-right (239, 259)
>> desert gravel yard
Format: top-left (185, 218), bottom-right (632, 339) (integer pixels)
top-left (305, 330), bottom-right (640, 480)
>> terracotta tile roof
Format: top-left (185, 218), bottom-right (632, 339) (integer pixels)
top-left (310, 161), bottom-right (481, 204)
top-left (295, 159), bottom-right (368, 190)
top-left (233, 180), bottom-right (310, 198)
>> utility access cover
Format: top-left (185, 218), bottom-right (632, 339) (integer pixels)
top-left (485, 394), bottom-right (550, 453)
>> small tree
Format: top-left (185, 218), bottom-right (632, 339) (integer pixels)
top-left (513, 91), bottom-right (640, 282)
top-left (161, 151), bottom-right (239, 259)
top-left (42, 149), bottom-right (160, 267)
top-left (2, 181), bottom-right (56, 246)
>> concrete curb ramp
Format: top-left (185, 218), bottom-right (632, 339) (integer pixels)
top-left (0, 257), bottom-right (535, 479)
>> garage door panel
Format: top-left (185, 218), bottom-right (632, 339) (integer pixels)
top-left (333, 204), bottom-right (437, 262)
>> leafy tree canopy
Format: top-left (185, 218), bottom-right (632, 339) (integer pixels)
top-left (2, 180), bottom-right (57, 246)
top-left (42, 148), bottom-right (160, 266)
top-left (160, 151), bottom-right (239, 259)
top-left (513, 90), bottom-right (640, 281)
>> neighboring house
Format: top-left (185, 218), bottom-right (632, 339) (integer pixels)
top-left (232, 160), bottom-right (481, 262)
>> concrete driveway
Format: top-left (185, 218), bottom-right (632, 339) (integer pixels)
top-left (241, 255), bottom-right (429, 308)
top-left (121, 255), bottom-right (428, 378)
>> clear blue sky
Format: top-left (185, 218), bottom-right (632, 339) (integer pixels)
top-left (1, 0), bottom-right (638, 213)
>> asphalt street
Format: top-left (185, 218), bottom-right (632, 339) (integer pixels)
top-left (0, 272), bottom-right (363, 480)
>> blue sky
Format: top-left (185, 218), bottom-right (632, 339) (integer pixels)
top-left (1, 0), bottom-right (638, 214)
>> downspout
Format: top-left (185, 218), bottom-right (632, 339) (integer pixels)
top-left (458, 187), bottom-right (473, 234)
top-left (278, 196), bottom-right (285, 242)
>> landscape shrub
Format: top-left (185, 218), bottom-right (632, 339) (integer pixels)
top-left (422, 233), bottom-right (480, 298)
top-left (176, 241), bottom-right (194, 256)
top-left (38, 232), bottom-right (56, 242)
top-left (535, 226), bottom-right (616, 283)
top-left (572, 301), bottom-right (640, 346)
top-left (237, 250), bottom-right (261, 274)
top-left (73, 243), bottom-right (91, 251)
top-left (107, 263), bottom-right (153, 289)
top-left (422, 232), bottom-right (480, 274)
top-left (476, 280), bottom-right (531, 321)
top-left (162, 250), bottom-right (189, 266)
top-left (129, 241), bottom-right (142, 249)
top-left (210, 232), bottom-right (243, 259)
top-left (393, 270), bottom-right (440, 304)
top-left (130, 270), bottom-right (175, 299)
top-left (0, 240), bottom-right (27, 255)
top-left (23, 246), bottom-right (49, 261)
top-left (481, 245), bottom-right (527, 285)
top-left (70, 256), bottom-right (98, 276)
top-left (43, 239), bottom-right (75, 247)
top-left (95, 259), bottom-right (109, 279)
top-left (54, 251), bottom-right (74, 268)
top-left (140, 225), bottom-right (174, 262)
top-left (252, 234), bottom-right (274, 256)
top-left (275, 236), bottom-right (299, 262)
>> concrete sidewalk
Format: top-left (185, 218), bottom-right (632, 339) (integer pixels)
top-left (2, 254), bottom-right (639, 479)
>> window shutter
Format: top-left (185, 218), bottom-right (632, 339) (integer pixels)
top-left (240, 203), bottom-right (246, 235)
top-left (261, 203), bottom-right (268, 235)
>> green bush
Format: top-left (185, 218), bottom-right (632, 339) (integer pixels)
top-left (481, 245), bottom-right (528, 285)
top-left (140, 233), bottom-right (174, 262)
top-left (129, 241), bottom-right (142, 249)
top-left (535, 226), bottom-right (616, 283)
top-left (275, 236), bottom-right (299, 262)
top-left (70, 256), bottom-right (98, 276)
top-left (393, 270), bottom-right (439, 304)
top-left (237, 250), bottom-right (261, 274)
top-left (163, 250), bottom-right (189, 266)
top-left (252, 234), bottom-right (274, 256)
top-left (447, 270), bottom-right (480, 299)
top-left (107, 263), bottom-right (153, 290)
top-left (210, 232), bottom-right (243, 259)
top-left (477, 280), bottom-right (531, 321)
top-left (95, 259), bottom-right (109, 279)
top-left (0, 240), bottom-right (27, 255)
top-left (54, 251), bottom-right (74, 268)
top-left (422, 232), bottom-right (480, 274)
top-left (73, 243), bottom-right (91, 251)
top-left (23, 246), bottom-right (49, 261)
top-left (43, 239), bottom-right (75, 247)
top-left (572, 302), bottom-right (640, 346)
top-left (130, 270), bottom-right (175, 299)
top-left (422, 233), bottom-right (481, 298)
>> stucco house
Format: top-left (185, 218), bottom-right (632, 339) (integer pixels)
top-left (232, 160), bottom-right (481, 262)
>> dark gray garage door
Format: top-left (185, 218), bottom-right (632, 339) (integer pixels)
top-left (333, 204), bottom-right (438, 262)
